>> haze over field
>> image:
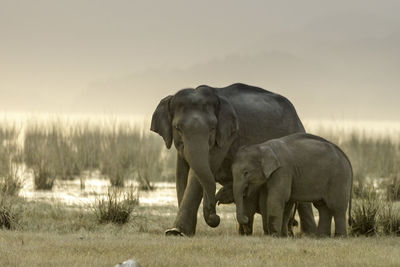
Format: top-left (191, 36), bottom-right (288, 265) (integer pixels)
top-left (1, 0), bottom-right (399, 120)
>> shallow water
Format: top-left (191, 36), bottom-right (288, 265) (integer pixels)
top-left (20, 171), bottom-right (177, 207)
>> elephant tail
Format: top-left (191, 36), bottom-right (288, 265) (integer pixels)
top-left (348, 193), bottom-right (353, 226)
top-left (348, 158), bottom-right (354, 226)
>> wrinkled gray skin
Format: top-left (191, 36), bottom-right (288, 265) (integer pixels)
top-left (233, 133), bottom-right (353, 237)
top-left (151, 83), bottom-right (317, 236)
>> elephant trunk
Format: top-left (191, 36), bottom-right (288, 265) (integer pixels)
top-left (233, 181), bottom-right (249, 225)
top-left (183, 134), bottom-right (220, 228)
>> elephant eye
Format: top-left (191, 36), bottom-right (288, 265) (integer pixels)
top-left (243, 170), bottom-right (249, 176)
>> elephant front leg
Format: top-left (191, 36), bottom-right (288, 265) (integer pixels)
top-left (238, 192), bottom-right (259, 235)
top-left (237, 214), bottom-right (255, 235)
top-left (166, 169), bottom-right (203, 236)
top-left (266, 193), bottom-right (285, 237)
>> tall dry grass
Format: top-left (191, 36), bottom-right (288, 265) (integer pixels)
top-left (0, 124), bottom-right (23, 195)
top-left (22, 118), bottom-right (173, 190)
top-left (0, 124), bottom-right (24, 230)
top-left (19, 118), bottom-right (400, 194)
top-left (2, 116), bottom-right (400, 235)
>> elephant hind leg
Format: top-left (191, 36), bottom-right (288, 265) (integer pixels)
top-left (297, 202), bottom-right (317, 235)
top-left (314, 201), bottom-right (332, 237)
top-left (333, 210), bottom-right (347, 237)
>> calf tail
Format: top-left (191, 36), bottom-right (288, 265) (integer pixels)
top-left (348, 190), bottom-right (353, 226)
top-left (348, 161), bottom-right (354, 226)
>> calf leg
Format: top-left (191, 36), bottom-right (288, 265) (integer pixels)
top-left (266, 192), bottom-right (285, 236)
top-left (333, 210), bottom-right (347, 237)
top-left (314, 201), bottom-right (332, 237)
top-left (281, 201), bottom-right (295, 237)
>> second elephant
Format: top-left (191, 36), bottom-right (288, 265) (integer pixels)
top-left (232, 133), bottom-right (353, 237)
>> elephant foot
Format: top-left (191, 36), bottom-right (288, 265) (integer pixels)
top-left (165, 228), bottom-right (186, 237)
top-left (205, 214), bottom-right (220, 228)
top-left (334, 233), bottom-right (347, 238)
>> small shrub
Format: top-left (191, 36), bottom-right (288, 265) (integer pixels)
top-left (0, 168), bottom-right (23, 196)
top-left (350, 195), bottom-right (381, 236)
top-left (0, 125), bottom-right (23, 196)
top-left (72, 124), bottom-right (102, 170)
top-left (33, 164), bottom-right (56, 190)
top-left (380, 202), bottom-right (400, 236)
top-left (24, 122), bottom-right (82, 190)
top-left (93, 186), bottom-right (139, 224)
top-left (134, 133), bottom-right (163, 191)
top-left (0, 153), bottom-right (23, 196)
top-left (99, 126), bottom-right (141, 187)
top-left (386, 175), bottom-right (400, 201)
top-left (0, 195), bottom-right (21, 230)
top-left (105, 164), bottom-right (127, 187)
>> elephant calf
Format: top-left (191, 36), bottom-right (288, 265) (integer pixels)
top-left (232, 133), bottom-right (353, 237)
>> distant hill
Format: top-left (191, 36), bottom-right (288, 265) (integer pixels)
top-left (74, 38), bottom-right (400, 120)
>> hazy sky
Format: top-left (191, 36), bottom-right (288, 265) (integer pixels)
top-left (1, 0), bottom-right (399, 120)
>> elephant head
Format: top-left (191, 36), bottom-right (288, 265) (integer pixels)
top-left (232, 145), bottom-right (280, 224)
top-left (151, 87), bottom-right (238, 227)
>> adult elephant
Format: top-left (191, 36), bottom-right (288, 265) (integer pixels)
top-left (151, 83), bottom-right (316, 236)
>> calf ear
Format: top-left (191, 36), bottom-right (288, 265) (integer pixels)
top-left (216, 95), bottom-right (239, 147)
top-left (261, 147), bottom-right (281, 180)
top-left (150, 95), bottom-right (173, 149)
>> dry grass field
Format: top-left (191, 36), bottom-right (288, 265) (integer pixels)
top-left (1, 232), bottom-right (400, 266)
top-left (1, 200), bottom-right (400, 267)
top-left (1, 201), bottom-right (400, 267)
top-left (0, 115), bottom-right (400, 266)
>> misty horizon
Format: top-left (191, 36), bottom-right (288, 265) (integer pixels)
top-left (1, 1), bottom-right (399, 120)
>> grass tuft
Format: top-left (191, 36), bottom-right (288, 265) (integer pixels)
top-left (0, 195), bottom-right (22, 230)
top-left (93, 186), bottom-right (139, 224)
top-left (0, 124), bottom-right (23, 196)
top-left (386, 175), bottom-right (400, 201)
top-left (350, 195), bottom-right (380, 236)
top-left (380, 202), bottom-right (400, 236)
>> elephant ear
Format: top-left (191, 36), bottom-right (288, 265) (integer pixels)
top-left (261, 147), bottom-right (281, 180)
top-left (216, 95), bottom-right (239, 147)
top-left (150, 95), bottom-right (173, 149)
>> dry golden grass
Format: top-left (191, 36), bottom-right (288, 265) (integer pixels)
top-left (1, 202), bottom-right (400, 267)
top-left (1, 231), bottom-right (400, 267)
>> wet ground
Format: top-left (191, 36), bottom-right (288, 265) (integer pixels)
top-left (20, 170), bottom-right (178, 208)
